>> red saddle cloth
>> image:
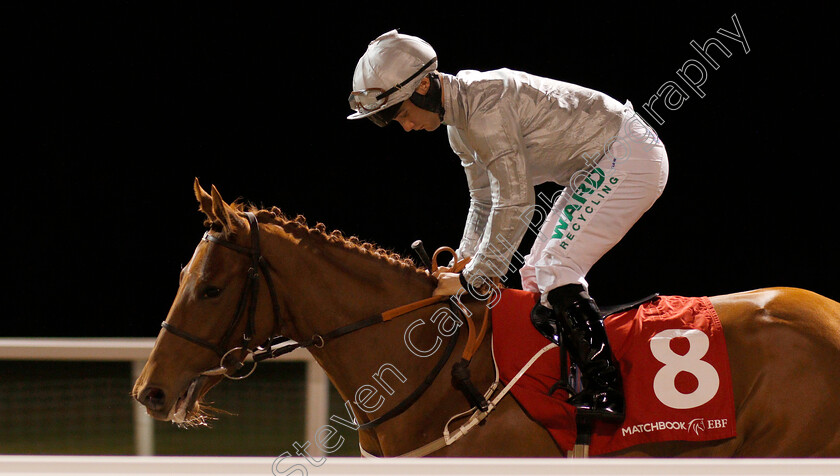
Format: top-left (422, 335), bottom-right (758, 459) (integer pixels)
top-left (491, 289), bottom-right (736, 455)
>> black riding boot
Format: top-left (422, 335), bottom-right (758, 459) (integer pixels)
top-left (547, 284), bottom-right (625, 422)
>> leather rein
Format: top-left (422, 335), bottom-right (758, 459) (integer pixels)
top-left (159, 212), bottom-right (473, 430)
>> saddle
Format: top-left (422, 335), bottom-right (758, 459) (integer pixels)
top-left (492, 288), bottom-right (737, 455)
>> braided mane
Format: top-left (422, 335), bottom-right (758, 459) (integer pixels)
top-left (222, 201), bottom-right (426, 276)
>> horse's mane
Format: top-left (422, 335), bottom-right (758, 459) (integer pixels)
top-left (223, 201), bottom-right (427, 276)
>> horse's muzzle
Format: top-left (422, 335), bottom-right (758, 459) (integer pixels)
top-left (136, 386), bottom-right (167, 413)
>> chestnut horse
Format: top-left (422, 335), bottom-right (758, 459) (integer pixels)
top-left (133, 181), bottom-right (840, 457)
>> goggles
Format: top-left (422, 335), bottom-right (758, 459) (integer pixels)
top-left (348, 57), bottom-right (437, 115)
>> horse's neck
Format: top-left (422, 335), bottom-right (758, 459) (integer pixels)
top-left (265, 222), bottom-right (436, 359)
top-left (271, 228), bottom-right (431, 326)
top-left (263, 225), bottom-right (500, 454)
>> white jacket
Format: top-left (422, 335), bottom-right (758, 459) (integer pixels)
top-left (441, 69), bottom-right (626, 280)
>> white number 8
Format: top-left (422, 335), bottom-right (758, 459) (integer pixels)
top-left (650, 329), bottom-right (719, 409)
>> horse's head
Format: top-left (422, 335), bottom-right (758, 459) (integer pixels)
top-left (133, 179), bottom-right (443, 432)
top-left (132, 179), bottom-right (284, 426)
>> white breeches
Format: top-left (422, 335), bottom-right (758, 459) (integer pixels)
top-left (520, 104), bottom-right (669, 304)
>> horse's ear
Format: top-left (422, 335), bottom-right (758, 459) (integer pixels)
top-left (194, 178), bottom-right (216, 223)
top-left (210, 184), bottom-right (247, 236)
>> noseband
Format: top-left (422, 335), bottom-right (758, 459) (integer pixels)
top-left (161, 212), bottom-right (284, 379)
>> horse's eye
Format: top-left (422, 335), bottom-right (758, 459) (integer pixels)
top-left (201, 286), bottom-right (222, 299)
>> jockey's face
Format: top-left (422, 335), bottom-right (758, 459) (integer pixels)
top-left (392, 76), bottom-right (442, 132)
top-left (393, 100), bottom-right (441, 132)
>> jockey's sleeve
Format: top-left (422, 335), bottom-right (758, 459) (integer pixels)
top-left (448, 106), bottom-right (535, 281)
top-left (448, 127), bottom-right (491, 260)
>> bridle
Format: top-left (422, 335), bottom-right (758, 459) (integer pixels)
top-left (161, 212), bottom-right (284, 379)
top-left (159, 212), bottom-right (464, 429)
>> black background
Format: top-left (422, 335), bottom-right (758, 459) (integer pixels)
top-left (4, 3), bottom-right (837, 338)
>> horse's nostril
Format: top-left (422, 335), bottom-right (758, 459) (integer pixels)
top-left (138, 386), bottom-right (166, 411)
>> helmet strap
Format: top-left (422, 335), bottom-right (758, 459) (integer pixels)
top-left (409, 72), bottom-right (445, 122)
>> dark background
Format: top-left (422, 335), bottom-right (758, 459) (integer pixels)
top-left (4, 3), bottom-right (837, 338)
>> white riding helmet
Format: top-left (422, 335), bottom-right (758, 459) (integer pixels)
top-left (347, 30), bottom-right (438, 127)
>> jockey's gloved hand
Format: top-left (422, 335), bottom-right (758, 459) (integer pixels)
top-left (433, 272), bottom-right (463, 296)
top-left (432, 265), bottom-right (452, 277)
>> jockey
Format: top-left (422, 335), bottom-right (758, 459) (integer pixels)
top-left (347, 30), bottom-right (668, 422)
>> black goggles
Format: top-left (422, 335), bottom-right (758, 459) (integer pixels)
top-left (348, 57), bottom-right (437, 115)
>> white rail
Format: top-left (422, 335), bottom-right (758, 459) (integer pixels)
top-left (0, 338), bottom-right (329, 457)
top-left (1, 456), bottom-right (839, 475)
